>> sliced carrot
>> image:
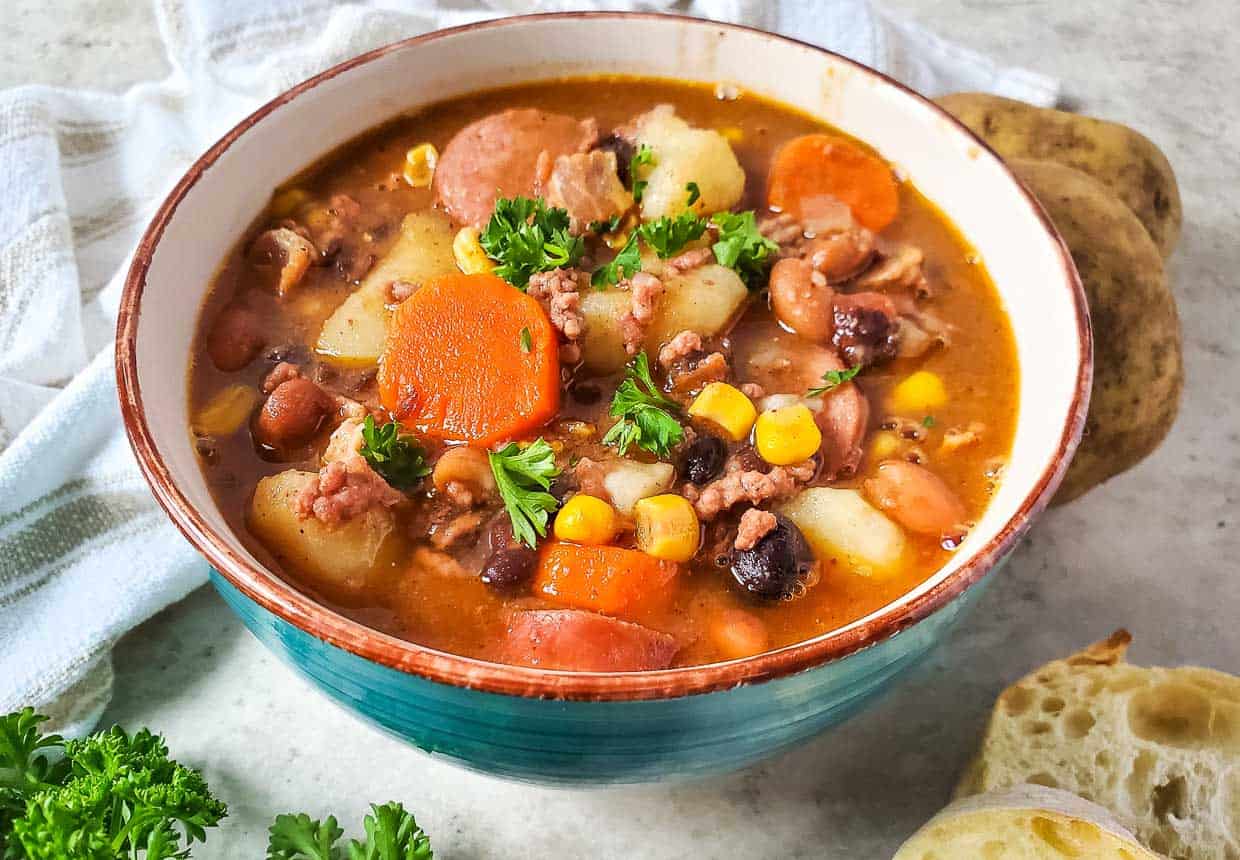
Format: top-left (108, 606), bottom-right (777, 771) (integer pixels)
top-left (378, 272), bottom-right (560, 445)
top-left (766, 133), bottom-right (900, 232)
top-left (534, 542), bottom-right (679, 617)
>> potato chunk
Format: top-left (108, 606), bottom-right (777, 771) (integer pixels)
top-left (634, 106), bottom-right (745, 220)
top-left (247, 470), bottom-right (403, 592)
top-left (779, 487), bottom-right (907, 577)
top-left (316, 210), bottom-right (456, 366)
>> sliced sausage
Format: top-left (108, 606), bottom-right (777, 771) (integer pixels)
top-left (206, 305), bottom-right (265, 372)
top-left (253, 377), bottom-right (332, 450)
top-left (433, 109), bottom-right (598, 227)
top-left (500, 609), bottom-right (678, 672)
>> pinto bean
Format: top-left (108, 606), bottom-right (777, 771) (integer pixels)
top-left (863, 460), bottom-right (968, 537)
top-left (803, 229), bottom-right (875, 283)
top-left (769, 258), bottom-right (833, 341)
top-left (432, 446), bottom-right (497, 507)
top-left (253, 377), bottom-right (331, 449)
top-left (206, 305), bottom-right (265, 372)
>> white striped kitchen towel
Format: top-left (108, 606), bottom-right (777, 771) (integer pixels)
top-left (0, 0), bottom-right (1057, 737)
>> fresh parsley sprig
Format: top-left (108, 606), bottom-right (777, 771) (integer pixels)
top-left (590, 233), bottom-right (642, 288)
top-left (685, 182), bottom-right (701, 206)
top-left (602, 353), bottom-right (684, 459)
top-left (267, 802), bottom-right (432, 860)
top-left (806, 365), bottom-right (862, 397)
top-left (489, 439), bottom-right (561, 549)
top-left (711, 210), bottom-right (780, 287)
top-left (359, 416), bottom-right (431, 490)
top-left (639, 212), bottom-right (708, 259)
top-left (480, 196), bottom-right (584, 288)
top-left (630, 145), bottom-right (656, 202)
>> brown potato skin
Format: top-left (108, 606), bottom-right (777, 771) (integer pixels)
top-left (1011, 159), bottom-right (1182, 503)
top-left (936, 93), bottom-right (1182, 258)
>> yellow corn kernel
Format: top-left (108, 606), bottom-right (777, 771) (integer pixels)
top-left (192, 385), bottom-right (259, 438)
top-left (687, 382), bottom-right (757, 442)
top-left (453, 226), bottom-right (495, 275)
top-left (633, 494), bottom-right (700, 562)
top-left (890, 370), bottom-right (947, 415)
top-left (269, 187), bottom-right (310, 219)
top-left (869, 431), bottom-right (903, 462)
top-left (717, 125), bottom-right (744, 144)
top-left (553, 494), bottom-right (619, 546)
top-left (755, 404), bottom-right (823, 466)
top-left (402, 143), bottom-right (438, 188)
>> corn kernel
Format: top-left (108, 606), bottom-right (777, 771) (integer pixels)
top-left (717, 125), bottom-right (744, 144)
top-left (269, 187), bottom-right (310, 219)
top-left (687, 382), bottom-right (757, 442)
top-left (553, 494), bottom-right (619, 546)
top-left (453, 226), bottom-right (495, 275)
top-left (755, 404), bottom-right (822, 466)
top-left (890, 370), bottom-right (947, 415)
top-left (869, 431), bottom-right (902, 461)
top-left (402, 143), bottom-right (438, 188)
top-left (633, 494), bottom-right (700, 562)
top-left (192, 385), bottom-right (259, 438)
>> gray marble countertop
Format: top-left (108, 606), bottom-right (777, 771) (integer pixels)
top-left (5, 1), bottom-right (1238, 856)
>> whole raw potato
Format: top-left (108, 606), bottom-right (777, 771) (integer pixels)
top-left (936, 93), bottom-right (1182, 258)
top-left (1011, 159), bottom-right (1182, 503)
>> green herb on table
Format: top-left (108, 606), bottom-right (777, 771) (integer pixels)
top-left (591, 233), bottom-right (643, 288)
top-left (519, 326), bottom-right (532, 354)
top-left (711, 210), bottom-right (780, 287)
top-left (0, 708), bottom-right (226, 860)
top-left (638, 212), bottom-right (708, 259)
top-left (489, 439), bottom-right (561, 549)
top-left (267, 802), bottom-right (432, 860)
top-left (602, 353), bottom-right (684, 459)
top-left (479, 196), bottom-right (584, 289)
top-left (806, 364), bottom-right (862, 397)
top-left (685, 181), bottom-right (701, 206)
top-left (630, 145), bottom-right (656, 202)
top-left (360, 415), bottom-right (431, 490)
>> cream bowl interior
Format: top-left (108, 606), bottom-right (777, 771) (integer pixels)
top-left (126, 14), bottom-right (1088, 683)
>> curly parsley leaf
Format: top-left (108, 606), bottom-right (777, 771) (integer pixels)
top-left (489, 439), bottom-right (561, 549)
top-left (591, 233), bottom-right (642, 289)
top-left (630, 145), bottom-right (656, 202)
top-left (638, 212), bottom-right (708, 259)
top-left (602, 353), bottom-right (684, 459)
top-left (480, 196), bottom-right (584, 288)
top-left (806, 364), bottom-right (862, 397)
top-left (711, 210), bottom-right (780, 287)
top-left (685, 182), bottom-right (701, 206)
top-left (268, 813), bottom-right (345, 860)
top-left (360, 416), bottom-right (431, 491)
top-left (0, 708), bottom-right (68, 847)
top-left (587, 214), bottom-right (623, 234)
top-left (267, 803), bottom-right (432, 860)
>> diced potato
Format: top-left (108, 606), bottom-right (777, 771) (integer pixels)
top-left (316, 210), bottom-right (456, 366)
top-left (247, 470), bottom-right (404, 592)
top-left (635, 108), bottom-right (746, 220)
top-left (192, 384), bottom-right (259, 437)
top-left (579, 263), bottom-right (749, 374)
top-left (779, 487), bottom-right (907, 578)
top-left (603, 460), bottom-right (675, 515)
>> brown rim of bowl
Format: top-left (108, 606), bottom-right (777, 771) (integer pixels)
top-left (116, 11), bottom-right (1092, 702)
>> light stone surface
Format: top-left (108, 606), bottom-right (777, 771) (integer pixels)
top-left (6, 1), bottom-right (1238, 856)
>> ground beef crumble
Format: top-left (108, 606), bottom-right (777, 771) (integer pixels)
top-left (735, 508), bottom-right (778, 551)
top-left (528, 268), bottom-right (588, 363)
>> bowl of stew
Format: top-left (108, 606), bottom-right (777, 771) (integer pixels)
top-left (117, 12), bottom-right (1090, 784)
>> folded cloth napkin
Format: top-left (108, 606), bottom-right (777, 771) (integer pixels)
top-left (0, 0), bottom-right (1058, 737)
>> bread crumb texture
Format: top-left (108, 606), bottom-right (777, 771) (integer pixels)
top-left (956, 631), bottom-right (1240, 859)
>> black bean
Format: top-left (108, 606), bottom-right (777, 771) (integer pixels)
top-left (729, 514), bottom-right (817, 600)
top-left (480, 547), bottom-right (538, 591)
top-left (679, 434), bottom-right (728, 485)
top-left (832, 305), bottom-right (898, 368)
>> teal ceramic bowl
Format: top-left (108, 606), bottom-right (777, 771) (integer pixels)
top-left (117, 14), bottom-right (1090, 784)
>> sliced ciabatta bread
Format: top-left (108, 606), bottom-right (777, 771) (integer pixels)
top-left (956, 631), bottom-right (1240, 859)
top-left (895, 784), bottom-right (1159, 859)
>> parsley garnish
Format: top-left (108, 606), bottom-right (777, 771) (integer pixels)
top-left (519, 326), bottom-right (532, 353)
top-left (630, 145), bottom-right (656, 202)
top-left (685, 181), bottom-right (701, 206)
top-left (479, 196), bottom-right (584, 288)
top-left (922, 415), bottom-right (936, 428)
top-left (588, 214), bottom-right (623, 234)
top-left (489, 439), bottom-right (561, 549)
top-left (591, 232), bottom-right (643, 288)
top-left (807, 364), bottom-right (862, 397)
top-left (268, 802), bottom-right (432, 860)
top-left (602, 353), bottom-right (684, 458)
top-left (359, 415), bottom-right (431, 490)
top-left (711, 210), bottom-right (780, 286)
top-left (639, 211), bottom-right (708, 259)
